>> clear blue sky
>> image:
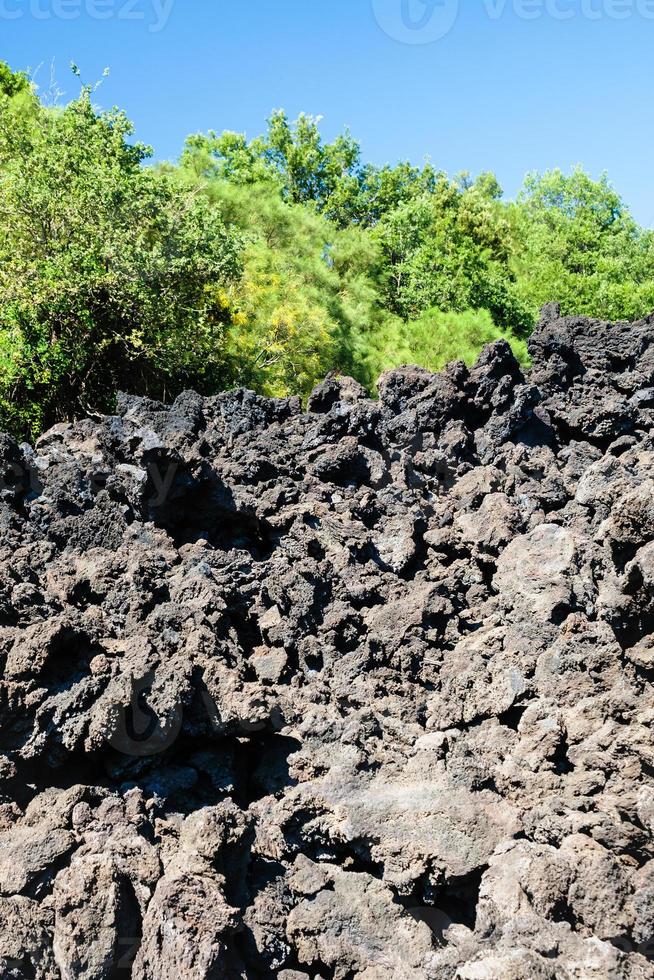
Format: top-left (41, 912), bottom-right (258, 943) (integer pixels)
top-left (3, 0), bottom-right (653, 225)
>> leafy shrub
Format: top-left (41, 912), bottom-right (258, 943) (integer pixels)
top-left (512, 168), bottom-right (654, 321)
top-left (352, 308), bottom-right (528, 388)
top-left (0, 65), bottom-right (651, 437)
top-left (0, 86), bottom-right (241, 436)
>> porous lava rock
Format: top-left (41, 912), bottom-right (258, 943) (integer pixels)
top-left (0, 305), bottom-right (654, 977)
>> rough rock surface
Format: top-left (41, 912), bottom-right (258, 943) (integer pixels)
top-left (0, 304), bottom-right (654, 977)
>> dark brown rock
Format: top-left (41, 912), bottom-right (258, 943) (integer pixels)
top-left (0, 307), bottom-right (653, 977)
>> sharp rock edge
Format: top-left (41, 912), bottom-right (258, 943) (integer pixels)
top-left (0, 305), bottom-right (654, 978)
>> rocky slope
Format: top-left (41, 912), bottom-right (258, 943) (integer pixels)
top-left (0, 304), bottom-right (653, 978)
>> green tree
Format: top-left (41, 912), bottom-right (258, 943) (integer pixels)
top-left (205, 180), bottom-right (341, 396)
top-left (198, 178), bottom-right (395, 396)
top-left (512, 168), bottom-right (654, 321)
top-left (0, 61), bottom-right (31, 98)
top-left (352, 308), bottom-right (528, 388)
top-left (183, 111), bottom-right (360, 217)
top-left (182, 112), bottom-right (439, 228)
top-left (373, 175), bottom-right (534, 335)
top-left (1, 69), bottom-right (652, 439)
top-left (0, 87), bottom-right (241, 436)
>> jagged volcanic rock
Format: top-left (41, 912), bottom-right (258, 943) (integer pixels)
top-left (0, 304), bottom-right (653, 978)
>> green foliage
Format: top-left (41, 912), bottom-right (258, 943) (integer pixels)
top-left (182, 111), bottom-right (361, 218)
top-left (193, 178), bottom-right (402, 398)
top-left (351, 308), bottom-right (528, 389)
top-left (204, 180), bottom-right (343, 397)
top-left (0, 61), bottom-right (30, 98)
top-left (372, 175), bottom-right (534, 336)
top-left (0, 87), bottom-right (241, 436)
top-left (182, 111), bottom-right (439, 227)
top-left (0, 68), bottom-right (652, 438)
top-left (512, 168), bottom-right (654, 321)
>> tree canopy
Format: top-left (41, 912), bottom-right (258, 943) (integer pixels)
top-left (0, 61), bottom-right (652, 437)
top-left (512, 168), bottom-right (654, 321)
top-left (0, 81), bottom-right (241, 434)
